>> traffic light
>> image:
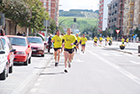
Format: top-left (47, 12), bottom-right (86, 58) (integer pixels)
top-left (74, 18), bottom-right (76, 22)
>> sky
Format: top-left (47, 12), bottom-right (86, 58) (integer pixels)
top-left (59, 0), bottom-right (99, 11)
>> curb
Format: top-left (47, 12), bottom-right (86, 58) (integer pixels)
top-left (103, 46), bottom-right (133, 55)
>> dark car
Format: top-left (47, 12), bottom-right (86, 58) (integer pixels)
top-left (27, 36), bottom-right (45, 57)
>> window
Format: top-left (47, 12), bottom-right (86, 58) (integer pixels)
top-left (44, 2), bottom-right (46, 6)
top-left (131, 14), bottom-right (133, 18)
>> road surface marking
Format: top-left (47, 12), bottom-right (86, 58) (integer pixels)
top-left (30, 88), bottom-right (37, 93)
top-left (74, 59), bottom-right (83, 62)
top-left (130, 60), bottom-right (140, 64)
top-left (112, 53), bottom-right (121, 56)
top-left (34, 83), bottom-right (40, 86)
top-left (87, 49), bottom-right (140, 85)
top-left (37, 78), bottom-right (42, 81)
top-left (123, 54), bottom-right (133, 57)
top-left (101, 53), bottom-right (109, 56)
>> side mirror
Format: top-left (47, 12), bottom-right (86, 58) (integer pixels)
top-left (10, 49), bottom-right (16, 52)
top-left (28, 45), bottom-right (30, 48)
top-left (0, 51), bottom-right (5, 54)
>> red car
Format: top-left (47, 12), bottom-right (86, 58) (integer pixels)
top-left (6, 35), bottom-right (32, 65)
top-left (0, 36), bottom-right (15, 73)
top-left (27, 36), bottom-right (45, 57)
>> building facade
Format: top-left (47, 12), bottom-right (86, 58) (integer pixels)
top-left (133, 0), bottom-right (140, 30)
top-left (41, 0), bottom-right (59, 26)
top-left (123, 0), bottom-right (135, 36)
top-left (98, 0), bottom-right (112, 32)
top-left (108, 0), bottom-right (125, 36)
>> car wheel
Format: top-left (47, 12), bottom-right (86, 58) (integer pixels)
top-left (41, 54), bottom-right (44, 57)
top-left (24, 58), bottom-right (28, 66)
top-left (0, 68), bottom-right (6, 80)
top-left (28, 57), bottom-right (31, 64)
top-left (9, 65), bottom-right (13, 73)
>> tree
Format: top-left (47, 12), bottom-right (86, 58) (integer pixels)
top-left (0, 0), bottom-right (49, 32)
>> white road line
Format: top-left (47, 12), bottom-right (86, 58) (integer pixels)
top-left (87, 49), bottom-right (140, 85)
top-left (30, 88), bottom-right (37, 92)
top-left (130, 60), bottom-right (140, 64)
top-left (37, 78), bottom-right (42, 81)
top-left (101, 53), bottom-right (109, 56)
top-left (112, 53), bottom-right (121, 56)
top-left (34, 83), bottom-right (40, 86)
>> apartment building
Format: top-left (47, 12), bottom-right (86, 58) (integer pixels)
top-left (98, 0), bottom-right (112, 32)
top-left (133, 0), bottom-right (140, 30)
top-left (107, 0), bottom-right (125, 36)
top-left (41, 0), bottom-right (59, 26)
top-left (123, 0), bottom-right (135, 36)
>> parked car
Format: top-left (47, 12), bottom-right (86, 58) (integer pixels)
top-left (0, 36), bottom-right (15, 73)
top-left (0, 38), bottom-right (8, 80)
top-left (6, 35), bottom-right (32, 65)
top-left (27, 36), bottom-right (45, 57)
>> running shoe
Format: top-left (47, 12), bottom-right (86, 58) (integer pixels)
top-left (55, 62), bottom-right (58, 67)
top-left (64, 69), bottom-right (68, 73)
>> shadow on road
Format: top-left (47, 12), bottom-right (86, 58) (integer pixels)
top-left (39, 72), bottom-right (64, 76)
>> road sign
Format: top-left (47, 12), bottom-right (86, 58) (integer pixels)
top-left (116, 30), bottom-right (120, 34)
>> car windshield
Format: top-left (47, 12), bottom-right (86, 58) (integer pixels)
top-left (1, 38), bottom-right (6, 45)
top-left (8, 37), bottom-right (27, 46)
top-left (27, 37), bottom-right (43, 44)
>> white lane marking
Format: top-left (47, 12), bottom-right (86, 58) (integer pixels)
top-left (37, 78), bottom-right (42, 81)
top-left (112, 53), bottom-right (121, 56)
top-left (74, 59), bottom-right (83, 62)
top-left (123, 54), bottom-right (133, 57)
top-left (101, 53), bottom-right (109, 56)
top-left (34, 83), bottom-right (40, 86)
top-left (87, 49), bottom-right (140, 85)
top-left (130, 60), bottom-right (140, 64)
top-left (30, 88), bottom-right (37, 92)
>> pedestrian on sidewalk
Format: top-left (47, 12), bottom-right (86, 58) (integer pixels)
top-left (48, 35), bottom-right (52, 53)
top-left (63, 28), bottom-right (77, 73)
top-left (51, 30), bottom-right (62, 67)
top-left (0, 26), bottom-right (5, 36)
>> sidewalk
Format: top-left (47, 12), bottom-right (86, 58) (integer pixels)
top-left (102, 41), bottom-right (140, 56)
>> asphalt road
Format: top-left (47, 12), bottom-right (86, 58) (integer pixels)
top-left (24, 41), bottom-right (140, 94)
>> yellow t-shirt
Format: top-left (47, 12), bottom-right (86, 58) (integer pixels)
top-left (63, 34), bottom-right (77, 49)
top-left (126, 38), bottom-right (129, 42)
top-left (76, 36), bottom-right (81, 43)
top-left (122, 38), bottom-right (125, 42)
top-left (81, 37), bottom-right (87, 45)
top-left (107, 37), bottom-right (110, 41)
top-left (99, 37), bottom-right (103, 41)
top-left (94, 37), bottom-right (98, 42)
top-left (52, 35), bottom-right (62, 48)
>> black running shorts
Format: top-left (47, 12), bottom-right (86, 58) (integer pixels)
top-left (82, 44), bottom-right (86, 46)
top-left (94, 41), bottom-right (97, 43)
top-left (54, 47), bottom-right (61, 51)
top-left (64, 48), bottom-right (74, 54)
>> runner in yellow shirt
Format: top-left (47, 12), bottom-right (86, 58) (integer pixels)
top-left (121, 37), bottom-right (125, 44)
top-left (76, 34), bottom-right (81, 52)
top-left (80, 34), bottom-right (87, 53)
top-left (63, 28), bottom-right (77, 73)
top-left (99, 36), bottom-right (103, 45)
top-left (51, 30), bottom-right (62, 67)
top-left (94, 36), bottom-right (98, 46)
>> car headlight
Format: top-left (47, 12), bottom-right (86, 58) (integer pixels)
top-left (16, 51), bottom-right (26, 55)
top-left (38, 47), bottom-right (44, 50)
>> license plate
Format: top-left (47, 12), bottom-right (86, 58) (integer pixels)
top-left (32, 49), bottom-right (36, 51)
top-left (39, 51), bottom-right (42, 53)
